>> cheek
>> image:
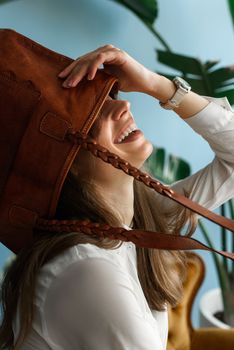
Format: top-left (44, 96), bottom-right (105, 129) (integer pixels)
top-left (97, 130), bottom-right (113, 148)
top-left (89, 118), bottom-right (102, 139)
top-left (90, 121), bottom-right (113, 148)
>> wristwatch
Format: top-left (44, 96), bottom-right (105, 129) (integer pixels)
top-left (159, 77), bottom-right (191, 110)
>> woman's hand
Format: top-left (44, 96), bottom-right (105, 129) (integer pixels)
top-left (58, 44), bottom-right (157, 93)
top-left (58, 44), bottom-right (208, 118)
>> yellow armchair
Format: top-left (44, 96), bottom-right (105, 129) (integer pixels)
top-left (167, 252), bottom-right (234, 350)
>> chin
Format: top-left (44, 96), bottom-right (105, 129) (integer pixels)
top-left (133, 140), bottom-right (153, 168)
top-left (142, 139), bottom-right (153, 157)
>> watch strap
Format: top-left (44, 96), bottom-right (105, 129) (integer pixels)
top-left (160, 77), bottom-right (191, 110)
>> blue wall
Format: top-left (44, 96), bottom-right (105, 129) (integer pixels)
top-left (0, 0), bottom-right (233, 327)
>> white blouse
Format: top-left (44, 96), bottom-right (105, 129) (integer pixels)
top-left (13, 96), bottom-right (234, 350)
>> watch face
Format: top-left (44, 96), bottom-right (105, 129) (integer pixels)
top-left (174, 77), bottom-right (191, 91)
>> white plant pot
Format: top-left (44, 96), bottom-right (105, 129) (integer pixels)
top-left (199, 288), bottom-right (231, 329)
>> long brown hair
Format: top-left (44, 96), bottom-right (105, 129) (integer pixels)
top-left (0, 160), bottom-right (197, 349)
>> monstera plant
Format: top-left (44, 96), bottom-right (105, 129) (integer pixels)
top-left (112, 0), bottom-right (234, 327)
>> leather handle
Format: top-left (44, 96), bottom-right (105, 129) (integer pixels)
top-left (35, 130), bottom-right (234, 260)
top-left (160, 187), bottom-right (234, 232)
top-left (35, 220), bottom-right (234, 260)
top-left (68, 130), bottom-right (234, 233)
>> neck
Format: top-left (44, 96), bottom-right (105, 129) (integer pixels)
top-left (94, 171), bottom-right (134, 227)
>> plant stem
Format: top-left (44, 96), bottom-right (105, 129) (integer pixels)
top-left (228, 199), bottom-right (234, 278)
top-left (199, 220), bottom-right (233, 324)
top-left (145, 23), bottom-right (172, 52)
top-left (199, 63), bottom-right (213, 96)
top-left (221, 204), bottom-right (228, 272)
top-left (198, 221), bottom-right (230, 291)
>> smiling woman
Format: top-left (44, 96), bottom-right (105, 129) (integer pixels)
top-left (1, 29), bottom-right (234, 350)
top-left (88, 95), bottom-right (153, 167)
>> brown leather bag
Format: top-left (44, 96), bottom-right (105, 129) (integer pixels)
top-left (0, 29), bottom-right (234, 259)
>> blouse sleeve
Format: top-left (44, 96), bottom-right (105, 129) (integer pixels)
top-left (43, 257), bottom-right (164, 350)
top-left (159, 96), bottom-right (234, 217)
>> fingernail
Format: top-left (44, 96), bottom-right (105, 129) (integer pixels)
top-left (67, 79), bottom-right (75, 86)
top-left (62, 82), bottom-right (70, 88)
top-left (68, 80), bottom-right (75, 87)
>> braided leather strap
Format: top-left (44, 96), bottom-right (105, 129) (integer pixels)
top-left (35, 218), bottom-right (234, 260)
top-left (66, 131), bottom-right (234, 232)
top-left (35, 130), bottom-right (234, 260)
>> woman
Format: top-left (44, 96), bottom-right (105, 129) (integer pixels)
top-left (1, 40), bottom-right (234, 350)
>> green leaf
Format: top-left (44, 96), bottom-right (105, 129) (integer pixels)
top-left (183, 78), bottom-right (208, 95)
top-left (228, 0), bottom-right (234, 29)
top-left (111, 0), bottom-right (171, 51)
top-left (0, 0), bottom-right (16, 4)
top-left (209, 66), bottom-right (234, 88)
top-left (157, 50), bottom-right (234, 102)
top-left (204, 60), bottom-right (220, 70)
top-left (157, 50), bottom-right (204, 76)
top-left (167, 154), bottom-right (190, 184)
top-left (146, 148), bottom-right (165, 181)
top-left (145, 146), bottom-right (191, 184)
top-left (112, 0), bottom-right (158, 25)
top-left (215, 89), bottom-right (234, 104)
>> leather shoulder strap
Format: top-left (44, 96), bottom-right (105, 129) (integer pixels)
top-left (36, 131), bottom-right (234, 261)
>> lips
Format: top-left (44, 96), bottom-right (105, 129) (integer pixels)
top-left (114, 118), bottom-right (136, 144)
top-left (119, 129), bottom-right (143, 143)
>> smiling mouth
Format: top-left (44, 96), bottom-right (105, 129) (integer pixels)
top-left (114, 121), bottom-right (137, 143)
top-left (115, 129), bottom-right (143, 144)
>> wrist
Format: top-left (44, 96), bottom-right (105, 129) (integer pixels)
top-left (146, 73), bottom-right (176, 102)
top-left (145, 73), bottom-right (209, 119)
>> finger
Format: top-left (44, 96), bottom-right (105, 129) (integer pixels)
top-left (87, 67), bottom-right (97, 80)
top-left (87, 51), bottom-right (120, 80)
top-left (58, 59), bottom-right (79, 78)
top-left (58, 48), bottom-right (101, 78)
top-left (87, 62), bottom-right (101, 80)
top-left (62, 66), bottom-right (88, 87)
top-left (64, 53), bottom-right (108, 85)
top-left (62, 47), bottom-right (123, 86)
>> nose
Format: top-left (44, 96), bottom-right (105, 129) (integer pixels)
top-left (120, 100), bottom-right (131, 110)
top-left (112, 100), bottom-right (131, 121)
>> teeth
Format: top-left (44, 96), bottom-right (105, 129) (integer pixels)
top-left (117, 123), bottom-right (137, 143)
